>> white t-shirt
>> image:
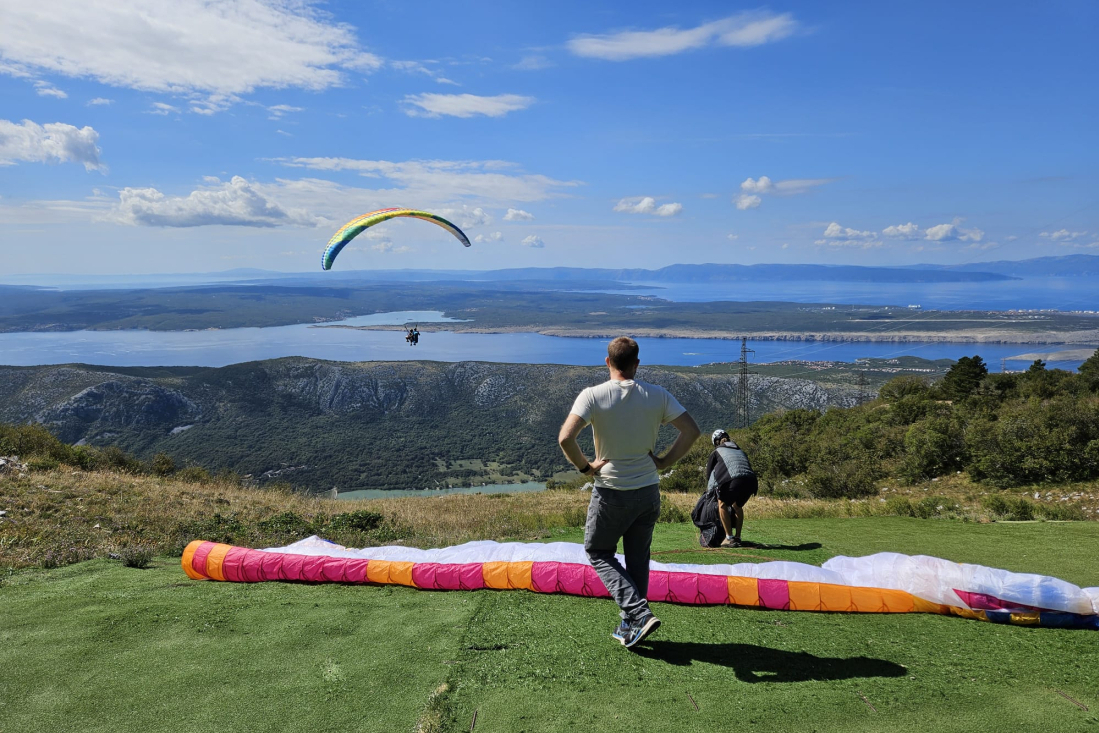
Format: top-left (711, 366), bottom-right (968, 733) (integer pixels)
top-left (570, 379), bottom-right (686, 490)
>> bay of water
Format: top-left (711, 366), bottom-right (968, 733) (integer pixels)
top-left (0, 310), bottom-right (1093, 370)
top-left (611, 276), bottom-right (1099, 313)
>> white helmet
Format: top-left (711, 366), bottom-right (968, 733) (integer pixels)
top-left (711, 429), bottom-right (730, 445)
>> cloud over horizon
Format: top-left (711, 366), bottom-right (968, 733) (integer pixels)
top-left (106, 176), bottom-right (321, 228)
top-left (614, 196), bottom-right (682, 216)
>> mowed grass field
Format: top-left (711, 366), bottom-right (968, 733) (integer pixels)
top-left (2, 518), bottom-right (1098, 733)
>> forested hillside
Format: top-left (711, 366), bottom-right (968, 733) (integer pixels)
top-left (0, 358), bottom-right (861, 492)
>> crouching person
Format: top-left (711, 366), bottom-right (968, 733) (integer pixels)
top-left (702, 429), bottom-right (758, 548)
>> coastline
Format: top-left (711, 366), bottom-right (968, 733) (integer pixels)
top-left (319, 323), bottom-right (1099, 346)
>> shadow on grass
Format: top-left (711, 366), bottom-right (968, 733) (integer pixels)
top-left (634, 641), bottom-right (906, 683)
top-left (739, 541), bottom-right (822, 551)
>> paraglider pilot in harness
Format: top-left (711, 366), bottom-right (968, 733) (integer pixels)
top-left (692, 429), bottom-right (758, 548)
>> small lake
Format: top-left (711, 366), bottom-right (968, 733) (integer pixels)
top-left (0, 311), bottom-right (1093, 370)
top-left (336, 481), bottom-right (548, 500)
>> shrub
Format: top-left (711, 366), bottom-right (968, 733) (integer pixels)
top-left (804, 460), bottom-right (878, 499)
top-left (901, 418), bottom-right (964, 482)
top-left (326, 510), bottom-right (383, 533)
top-left (151, 453), bottom-right (176, 476)
top-left (879, 375), bottom-right (931, 403)
top-left (257, 511), bottom-right (313, 537)
top-left (176, 465), bottom-right (213, 484)
top-left (883, 496), bottom-right (916, 517)
top-left (658, 497), bottom-right (689, 523)
top-left (120, 545), bottom-right (155, 569)
top-left (981, 494), bottom-right (1035, 521)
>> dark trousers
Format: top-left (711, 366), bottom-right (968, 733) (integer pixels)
top-left (583, 484), bottom-right (661, 623)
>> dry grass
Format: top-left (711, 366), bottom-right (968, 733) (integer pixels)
top-left (2, 464), bottom-right (1096, 570)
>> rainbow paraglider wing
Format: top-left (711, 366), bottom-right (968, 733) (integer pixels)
top-left (321, 208), bottom-right (471, 270)
top-left (183, 538), bottom-right (1099, 630)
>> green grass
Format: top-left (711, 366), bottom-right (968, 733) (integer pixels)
top-left (3, 518), bottom-right (1098, 732)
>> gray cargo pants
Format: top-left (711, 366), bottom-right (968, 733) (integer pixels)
top-left (584, 483), bottom-right (661, 623)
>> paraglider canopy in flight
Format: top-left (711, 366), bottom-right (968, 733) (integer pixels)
top-left (321, 208), bottom-right (471, 271)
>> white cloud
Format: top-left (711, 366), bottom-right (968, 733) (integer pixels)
top-left (514, 55), bottom-right (553, 71)
top-left (147, 102), bottom-right (179, 115)
top-left (822, 222), bottom-right (875, 240)
top-left (34, 81), bottom-right (67, 98)
top-left (614, 196), bottom-right (682, 216)
top-left (371, 241), bottom-right (410, 254)
top-left (391, 60), bottom-right (458, 85)
top-left (521, 235), bottom-right (545, 248)
top-left (273, 157), bottom-right (581, 203)
top-left (567, 11), bottom-right (797, 61)
top-left (504, 207), bottom-right (535, 221)
top-left (740, 176), bottom-right (773, 194)
top-left (474, 231), bottom-right (504, 243)
top-left (883, 222), bottom-right (919, 238)
top-left (0, 0), bottom-right (382, 110)
top-left (734, 194), bottom-right (761, 210)
top-left (0, 119), bottom-right (104, 171)
top-left (436, 205), bottom-right (492, 228)
top-left (402, 93), bottom-right (534, 118)
top-left (615, 196), bottom-right (656, 214)
top-left (86, 97), bottom-right (113, 106)
top-left (267, 104), bottom-right (303, 120)
top-left (1040, 229), bottom-right (1088, 241)
top-left (816, 222), bottom-right (880, 248)
top-left (727, 233), bottom-right (738, 241)
top-left (735, 175), bottom-right (833, 208)
top-left (106, 176), bottom-right (321, 228)
top-left (924, 221), bottom-right (984, 242)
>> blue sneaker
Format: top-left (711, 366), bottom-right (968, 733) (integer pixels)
top-left (623, 615), bottom-right (661, 649)
top-left (611, 620), bottom-right (630, 644)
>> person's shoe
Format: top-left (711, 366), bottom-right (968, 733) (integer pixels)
top-left (720, 537), bottom-right (742, 548)
top-left (623, 615), bottom-right (661, 649)
top-left (611, 620), bottom-right (630, 644)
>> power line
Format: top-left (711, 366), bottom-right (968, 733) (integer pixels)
top-left (735, 336), bottom-right (755, 428)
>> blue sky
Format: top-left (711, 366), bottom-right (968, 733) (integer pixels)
top-left (1, 1), bottom-right (1097, 275)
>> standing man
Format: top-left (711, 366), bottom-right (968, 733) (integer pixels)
top-left (704, 429), bottom-right (758, 548)
top-left (558, 337), bottom-right (701, 648)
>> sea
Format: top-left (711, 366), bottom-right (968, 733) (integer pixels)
top-left (0, 310), bottom-right (1094, 371)
top-left (1, 276), bottom-right (1096, 371)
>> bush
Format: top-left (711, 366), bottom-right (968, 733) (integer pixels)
top-left (981, 494), bottom-right (1035, 521)
top-left (879, 375), bottom-right (931, 403)
top-left (120, 545), bottom-right (155, 569)
top-left (883, 496), bottom-right (916, 517)
top-left (326, 510), bottom-right (383, 533)
top-left (151, 453), bottom-right (176, 476)
top-left (804, 460), bottom-right (878, 499)
top-left (257, 511), bottom-right (314, 537)
top-left (176, 465), bottom-right (213, 484)
top-left (901, 418), bottom-right (964, 482)
top-left (658, 497), bottom-right (689, 523)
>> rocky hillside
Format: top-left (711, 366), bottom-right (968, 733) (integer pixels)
top-left (0, 358), bottom-right (860, 492)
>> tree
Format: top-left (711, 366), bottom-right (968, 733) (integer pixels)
top-left (937, 355), bottom-right (988, 401)
top-left (1080, 348), bottom-right (1099, 379)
